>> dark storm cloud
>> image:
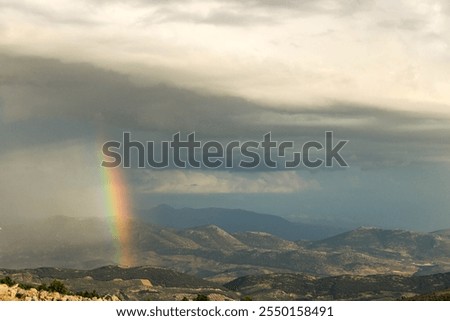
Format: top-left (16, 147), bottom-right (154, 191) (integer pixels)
top-left (1, 53), bottom-right (450, 170)
top-left (0, 53), bottom-right (259, 136)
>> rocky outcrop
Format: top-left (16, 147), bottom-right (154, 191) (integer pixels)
top-left (0, 284), bottom-right (120, 301)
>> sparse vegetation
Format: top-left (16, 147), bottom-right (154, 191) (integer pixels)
top-left (193, 294), bottom-right (209, 301)
top-left (37, 283), bottom-right (48, 291)
top-left (1, 276), bottom-right (105, 300)
top-left (18, 283), bottom-right (32, 290)
top-left (0, 276), bottom-right (15, 287)
top-left (75, 290), bottom-right (99, 299)
top-left (37, 280), bottom-right (69, 294)
top-left (48, 280), bottom-right (68, 294)
top-left (402, 290), bottom-right (450, 301)
top-left (0, 276), bottom-right (32, 290)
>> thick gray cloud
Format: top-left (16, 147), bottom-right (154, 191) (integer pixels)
top-left (2, 54), bottom-right (449, 170)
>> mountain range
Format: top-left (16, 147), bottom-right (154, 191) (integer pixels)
top-left (1, 205), bottom-right (450, 300)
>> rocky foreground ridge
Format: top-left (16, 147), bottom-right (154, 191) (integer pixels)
top-left (0, 283), bottom-right (120, 301)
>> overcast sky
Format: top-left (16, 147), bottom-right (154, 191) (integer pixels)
top-left (1, 0), bottom-right (450, 231)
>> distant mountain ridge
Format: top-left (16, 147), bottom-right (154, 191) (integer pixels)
top-left (138, 204), bottom-right (346, 241)
top-left (312, 227), bottom-right (447, 258)
top-left (2, 213), bottom-right (450, 283)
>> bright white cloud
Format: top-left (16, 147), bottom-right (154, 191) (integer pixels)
top-left (0, 0), bottom-right (449, 115)
top-left (136, 169), bottom-right (319, 194)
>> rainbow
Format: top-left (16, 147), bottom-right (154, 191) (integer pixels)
top-left (100, 164), bottom-right (135, 267)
